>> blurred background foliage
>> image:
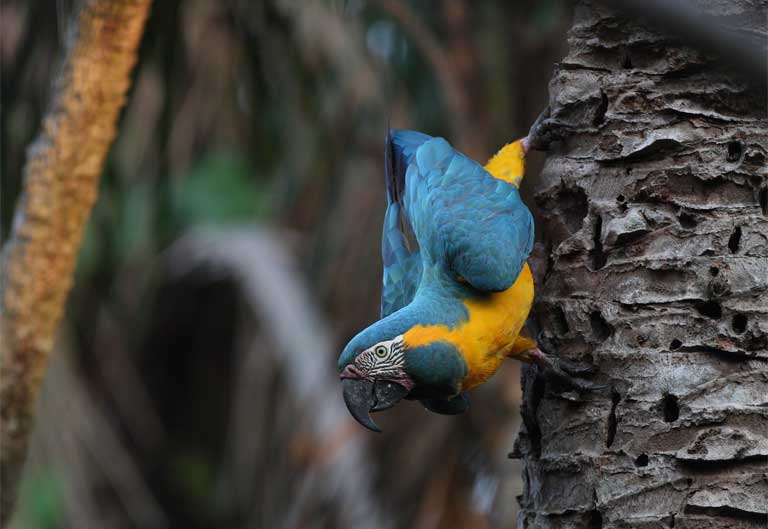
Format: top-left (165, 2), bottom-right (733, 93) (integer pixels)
top-left (1, 0), bottom-right (568, 527)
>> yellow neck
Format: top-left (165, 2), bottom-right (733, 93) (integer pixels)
top-left (403, 264), bottom-right (534, 390)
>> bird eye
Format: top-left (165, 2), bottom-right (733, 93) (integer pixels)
top-left (374, 345), bottom-right (388, 358)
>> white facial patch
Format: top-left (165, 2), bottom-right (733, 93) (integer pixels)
top-left (355, 335), bottom-right (405, 378)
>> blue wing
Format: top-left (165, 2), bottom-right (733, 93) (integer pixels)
top-left (380, 130), bottom-right (427, 317)
top-left (394, 130), bottom-right (534, 293)
top-left (381, 129), bottom-right (534, 315)
top-left (381, 202), bottom-right (423, 317)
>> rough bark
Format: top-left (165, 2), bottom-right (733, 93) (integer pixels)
top-left (0, 0), bottom-right (151, 523)
top-left (517, 2), bottom-right (768, 528)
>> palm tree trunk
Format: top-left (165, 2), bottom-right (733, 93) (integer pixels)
top-left (517, 1), bottom-right (768, 528)
top-left (0, 1), bottom-right (151, 524)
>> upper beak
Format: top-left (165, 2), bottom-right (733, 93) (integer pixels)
top-left (341, 378), bottom-right (409, 433)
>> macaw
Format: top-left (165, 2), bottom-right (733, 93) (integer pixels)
top-left (338, 129), bottom-right (586, 432)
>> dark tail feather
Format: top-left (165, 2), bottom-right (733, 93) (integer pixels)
top-left (384, 124), bottom-right (400, 205)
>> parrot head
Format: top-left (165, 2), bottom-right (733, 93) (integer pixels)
top-left (338, 320), bottom-right (467, 432)
top-left (338, 334), bottom-right (412, 432)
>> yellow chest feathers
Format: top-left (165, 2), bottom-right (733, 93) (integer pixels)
top-left (403, 264), bottom-right (534, 390)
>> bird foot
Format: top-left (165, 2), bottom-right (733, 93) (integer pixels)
top-left (524, 106), bottom-right (572, 152)
top-left (528, 347), bottom-right (606, 392)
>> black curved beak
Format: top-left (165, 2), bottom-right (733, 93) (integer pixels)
top-left (342, 378), bottom-right (409, 433)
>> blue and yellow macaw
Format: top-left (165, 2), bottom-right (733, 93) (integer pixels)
top-left (338, 130), bottom-right (555, 432)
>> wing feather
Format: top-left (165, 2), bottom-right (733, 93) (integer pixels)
top-left (380, 129), bottom-right (428, 317)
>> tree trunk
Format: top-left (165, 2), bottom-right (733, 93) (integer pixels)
top-left (517, 2), bottom-right (768, 528)
top-left (0, 0), bottom-right (151, 524)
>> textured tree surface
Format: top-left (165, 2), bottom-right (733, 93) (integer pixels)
top-left (516, 1), bottom-right (768, 528)
top-left (0, 0), bottom-right (151, 524)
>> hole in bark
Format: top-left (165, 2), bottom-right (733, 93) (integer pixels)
top-left (621, 51), bottom-right (633, 69)
top-left (709, 266), bottom-right (719, 277)
top-left (589, 509), bottom-right (603, 529)
top-left (684, 504), bottom-right (764, 521)
top-left (543, 250), bottom-right (555, 283)
top-left (590, 311), bottom-right (612, 342)
top-left (747, 334), bottom-right (768, 352)
top-left (606, 389), bottom-right (621, 447)
top-left (678, 211), bottom-right (697, 229)
top-left (635, 453), bottom-right (649, 467)
top-left (670, 339), bottom-right (682, 350)
top-left (593, 90), bottom-right (608, 126)
top-left (759, 186), bottom-right (767, 216)
top-left (522, 366), bottom-right (546, 459)
top-left (732, 314), bottom-right (747, 334)
top-left (552, 306), bottom-right (570, 336)
top-left (560, 186), bottom-right (589, 232)
top-left (695, 300), bottom-right (722, 320)
top-left (663, 393), bottom-right (679, 422)
top-left (728, 226), bottom-right (742, 254)
top-left (617, 194), bottom-right (625, 203)
top-left (670, 513), bottom-right (676, 527)
top-left (623, 138), bottom-right (682, 162)
top-left (589, 215), bottom-right (607, 270)
top-left (614, 229), bottom-right (647, 247)
top-left (726, 140), bottom-right (743, 162)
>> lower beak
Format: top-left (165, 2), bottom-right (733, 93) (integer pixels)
top-left (341, 378), bottom-right (409, 433)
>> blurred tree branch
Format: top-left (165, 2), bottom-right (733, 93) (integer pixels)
top-left (0, 0), bottom-right (152, 524)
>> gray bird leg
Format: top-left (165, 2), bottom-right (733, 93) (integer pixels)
top-left (527, 347), bottom-right (606, 392)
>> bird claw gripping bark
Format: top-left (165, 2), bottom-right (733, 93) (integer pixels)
top-left (530, 347), bottom-right (607, 393)
top-left (524, 106), bottom-right (572, 152)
